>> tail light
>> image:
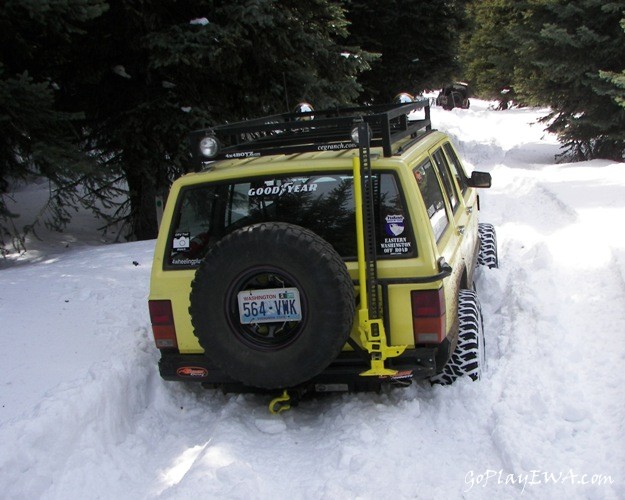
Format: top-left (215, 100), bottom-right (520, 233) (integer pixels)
top-left (411, 288), bottom-right (446, 344)
top-left (148, 300), bottom-right (178, 349)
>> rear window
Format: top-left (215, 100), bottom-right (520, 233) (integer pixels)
top-left (166, 172), bottom-right (415, 268)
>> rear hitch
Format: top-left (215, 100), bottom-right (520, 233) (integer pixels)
top-left (269, 390), bottom-right (292, 414)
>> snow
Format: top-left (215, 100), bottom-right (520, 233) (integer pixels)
top-left (189, 17), bottom-right (209, 26)
top-left (1, 101), bottom-right (624, 499)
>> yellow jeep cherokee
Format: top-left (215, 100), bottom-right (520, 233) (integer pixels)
top-left (148, 100), bottom-right (497, 399)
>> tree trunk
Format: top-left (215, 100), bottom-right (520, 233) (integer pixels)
top-left (124, 165), bottom-right (158, 241)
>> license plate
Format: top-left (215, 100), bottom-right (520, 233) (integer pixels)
top-left (237, 287), bottom-right (302, 324)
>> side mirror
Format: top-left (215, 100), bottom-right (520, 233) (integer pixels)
top-left (468, 171), bottom-right (492, 188)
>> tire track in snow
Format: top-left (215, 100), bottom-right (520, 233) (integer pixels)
top-left (29, 363), bottom-right (515, 499)
top-left (477, 167), bottom-right (625, 499)
top-left (0, 331), bottom-right (157, 500)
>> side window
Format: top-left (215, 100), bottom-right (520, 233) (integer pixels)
top-left (414, 159), bottom-right (449, 241)
top-left (168, 186), bottom-right (218, 266)
top-left (433, 149), bottom-right (459, 212)
top-left (443, 143), bottom-right (469, 194)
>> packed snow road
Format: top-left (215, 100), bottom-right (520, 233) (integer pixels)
top-left (1, 102), bottom-right (623, 499)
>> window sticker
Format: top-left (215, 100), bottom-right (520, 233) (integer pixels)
top-left (381, 214), bottom-right (411, 255)
top-left (171, 257), bottom-right (202, 266)
top-left (385, 214), bottom-right (405, 237)
top-left (247, 181), bottom-right (318, 197)
top-left (172, 231), bottom-right (191, 251)
top-left (381, 236), bottom-right (411, 255)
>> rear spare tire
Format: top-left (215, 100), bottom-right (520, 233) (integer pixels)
top-left (190, 222), bottom-right (355, 389)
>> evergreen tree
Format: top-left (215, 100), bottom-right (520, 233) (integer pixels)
top-left (461, 0), bottom-right (519, 108)
top-left (346, 0), bottom-right (468, 102)
top-left (0, 0), bottom-right (108, 252)
top-left (510, 0), bottom-right (625, 160)
top-left (64, 0), bottom-right (374, 240)
top-left (600, 16), bottom-right (625, 110)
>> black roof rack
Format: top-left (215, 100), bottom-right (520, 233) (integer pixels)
top-left (189, 100), bottom-right (431, 167)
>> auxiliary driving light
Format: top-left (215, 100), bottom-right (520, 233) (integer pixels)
top-left (293, 102), bottom-right (315, 120)
top-left (350, 123), bottom-right (371, 146)
top-left (199, 135), bottom-right (219, 158)
top-left (394, 92), bottom-right (414, 104)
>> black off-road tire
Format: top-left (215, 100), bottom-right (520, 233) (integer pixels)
top-left (189, 222), bottom-right (355, 389)
top-left (431, 289), bottom-right (485, 385)
top-left (477, 222), bottom-right (498, 269)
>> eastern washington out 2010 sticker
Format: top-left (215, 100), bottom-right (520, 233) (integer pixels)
top-left (381, 214), bottom-right (411, 255)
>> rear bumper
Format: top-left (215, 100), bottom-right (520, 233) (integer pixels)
top-left (158, 344), bottom-right (447, 393)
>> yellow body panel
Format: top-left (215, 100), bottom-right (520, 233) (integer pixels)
top-left (149, 131), bottom-right (480, 354)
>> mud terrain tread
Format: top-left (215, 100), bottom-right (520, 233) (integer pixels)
top-left (431, 289), bottom-right (484, 385)
top-left (477, 222), bottom-right (498, 269)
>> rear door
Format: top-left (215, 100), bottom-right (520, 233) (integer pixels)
top-left (412, 143), bottom-right (465, 336)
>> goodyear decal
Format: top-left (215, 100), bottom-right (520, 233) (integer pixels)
top-left (248, 182), bottom-right (318, 197)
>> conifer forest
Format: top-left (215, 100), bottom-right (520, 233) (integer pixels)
top-left (1, 0), bottom-right (624, 248)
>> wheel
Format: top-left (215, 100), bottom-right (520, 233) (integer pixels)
top-left (431, 289), bottom-right (485, 385)
top-left (450, 91), bottom-right (463, 109)
top-left (477, 222), bottom-right (498, 269)
top-left (189, 222), bottom-right (355, 389)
